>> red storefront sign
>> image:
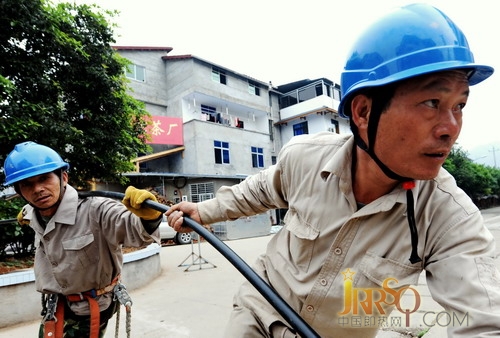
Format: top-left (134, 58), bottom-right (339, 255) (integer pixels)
top-left (145, 116), bottom-right (183, 145)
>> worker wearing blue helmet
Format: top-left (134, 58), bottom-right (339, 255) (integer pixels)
top-left (3, 141), bottom-right (163, 338)
top-left (167, 3), bottom-right (500, 338)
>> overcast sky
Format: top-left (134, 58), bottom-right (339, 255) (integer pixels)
top-left (72, 0), bottom-right (500, 166)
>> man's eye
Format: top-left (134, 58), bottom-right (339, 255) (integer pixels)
top-left (452, 103), bottom-right (466, 113)
top-left (38, 174), bottom-right (50, 182)
top-left (19, 182), bottom-right (32, 188)
top-left (423, 99), bottom-right (439, 108)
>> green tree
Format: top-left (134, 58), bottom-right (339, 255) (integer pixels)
top-left (0, 196), bottom-right (34, 258)
top-left (444, 146), bottom-right (497, 199)
top-left (0, 0), bottom-right (151, 189)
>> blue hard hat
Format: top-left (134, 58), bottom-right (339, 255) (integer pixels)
top-left (339, 3), bottom-right (494, 118)
top-left (3, 142), bottom-right (70, 186)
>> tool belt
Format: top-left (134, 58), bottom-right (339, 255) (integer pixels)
top-left (42, 275), bottom-right (125, 338)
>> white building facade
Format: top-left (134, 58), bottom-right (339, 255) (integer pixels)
top-left (114, 46), bottom-right (350, 239)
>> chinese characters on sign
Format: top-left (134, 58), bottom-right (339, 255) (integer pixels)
top-left (145, 116), bottom-right (183, 145)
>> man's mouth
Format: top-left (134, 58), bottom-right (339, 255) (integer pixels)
top-left (36, 195), bottom-right (51, 203)
top-left (424, 152), bottom-right (446, 158)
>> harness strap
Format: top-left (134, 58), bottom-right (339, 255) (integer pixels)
top-left (64, 275), bottom-right (121, 338)
top-left (66, 294), bottom-right (100, 338)
top-left (43, 298), bottom-right (64, 338)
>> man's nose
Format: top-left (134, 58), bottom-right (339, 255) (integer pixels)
top-left (434, 108), bottom-right (461, 140)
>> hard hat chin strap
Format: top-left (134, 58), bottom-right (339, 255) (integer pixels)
top-left (356, 105), bottom-right (412, 182)
top-left (353, 108), bottom-right (422, 264)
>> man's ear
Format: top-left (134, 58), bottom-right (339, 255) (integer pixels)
top-left (350, 94), bottom-right (372, 131)
top-left (62, 171), bottom-right (69, 184)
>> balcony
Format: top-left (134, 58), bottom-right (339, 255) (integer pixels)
top-left (277, 79), bottom-right (341, 124)
top-left (182, 91), bottom-right (270, 134)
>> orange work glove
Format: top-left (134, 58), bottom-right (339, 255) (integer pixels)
top-left (17, 209), bottom-right (29, 226)
top-left (122, 186), bottom-right (162, 220)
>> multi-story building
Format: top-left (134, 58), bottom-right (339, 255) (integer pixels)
top-left (275, 78), bottom-right (348, 145)
top-left (113, 46), bottom-right (349, 239)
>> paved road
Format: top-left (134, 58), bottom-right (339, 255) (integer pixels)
top-left (482, 206), bottom-right (500, 261)
top-left (1, 207), bottom-right (499, 338)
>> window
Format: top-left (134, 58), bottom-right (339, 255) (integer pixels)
top-left (330, 119), bottom-right (340, 134)
top-left (298, 85), bottom-right (318, 102)
top-left (212, 67), bottom-right (227, 85)
top-left (268, 119), bottom-right (274, 141)
top-left (333, 86), bottom-right (341, 101)
top-left (251, 147), bottom-right (264, 168)
top-left (293, 121), bottom-right (309, 136)
top-left (214, 140), bottom-right (230, 164)
top-left (279, 93), bottom-right (298, 109)
top-left (190, 182), bottom-right (215, 203)
top-left (248, 81), bottom-right (260, 96)
top-left (201, 104), bottom-right (218, 122)
top-left (126, 64), bottom-right (146, 82)
top-left (201, 104), bottom-right (216, 115)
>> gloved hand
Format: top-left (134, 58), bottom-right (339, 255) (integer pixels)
top-left (17, 209), bottom-right (29, 226)
top-left (122, 186), bottom-right (162, 220)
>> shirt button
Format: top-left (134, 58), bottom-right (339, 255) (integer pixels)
top-left (320, 279), bottom-right (327, 286)
top-left (334, 247), bottom-right (342, 255)
top-left (306, 305), bottom-right (314, 312)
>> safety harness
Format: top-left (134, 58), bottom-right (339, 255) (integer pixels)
top-left (41, 275), bottom-right (133, 338)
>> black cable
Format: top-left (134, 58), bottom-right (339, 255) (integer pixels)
top-left (0, 218), bottom-right (17, 225)
top-left (405, 188), bottom-right (422, 264)
top-left (78, 190), bottom-right (320, 338)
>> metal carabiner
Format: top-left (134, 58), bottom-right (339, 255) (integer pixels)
top-left (42, 294), bottom-right (58, 323)
top-left (113, 282), bottom-right (133, 311)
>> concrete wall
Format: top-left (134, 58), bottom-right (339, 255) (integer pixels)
top-left (166, 58), bottom-right (271, 118)
top-left (119, 50), bottom-right (169, 109)
top-left (0, 244), bottom-right (161, 328)
top-left (182, 119), bottom-right (273, 177)
top-left (121, 53), bottom-right (282, 180)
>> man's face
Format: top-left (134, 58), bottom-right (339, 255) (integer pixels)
top-left (373, 71), bottom-right (469, 180)
top-left (18, 171), bottom-right (67, 216)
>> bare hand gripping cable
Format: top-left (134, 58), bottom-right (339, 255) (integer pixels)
top-left (78, 190), bottom-right (320, 338)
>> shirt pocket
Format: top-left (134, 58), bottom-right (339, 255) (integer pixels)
top-left (62, 233), bottom-right (99, 270)
top-left (283, 209), bottom-right (319, 271)
top-left (357, 251), bottom-right (421, 287)
top-left (353, 251), bottom-right (422, 317)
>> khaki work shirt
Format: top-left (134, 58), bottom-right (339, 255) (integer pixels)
top-left (23, 185), bottom-right (160, 315)
top-left (198, 132), bottom-right (500, 338)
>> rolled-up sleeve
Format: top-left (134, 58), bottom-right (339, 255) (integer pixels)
top-left (198, 163), bottom-right (289, 225)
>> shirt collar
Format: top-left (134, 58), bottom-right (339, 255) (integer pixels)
top-left (320, 135), bottom-right (355, 182)
top-left (320, 134), bottom-right (409, 210)
top-left (51, 185), bottom-right (79, 226)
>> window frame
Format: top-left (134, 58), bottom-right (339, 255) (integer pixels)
top-left (248, 81), bottom-right (261, 96)
top-left (251, 146), bottom-right (264, 168)
top-left (211, 67), bottom-right (227, 85)
top-left (214, 140), bottom-right (230, 164)
top-left (126, 64), bottom-right (146, 82)
top-left (293, 121), bottom-right (309, 136)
